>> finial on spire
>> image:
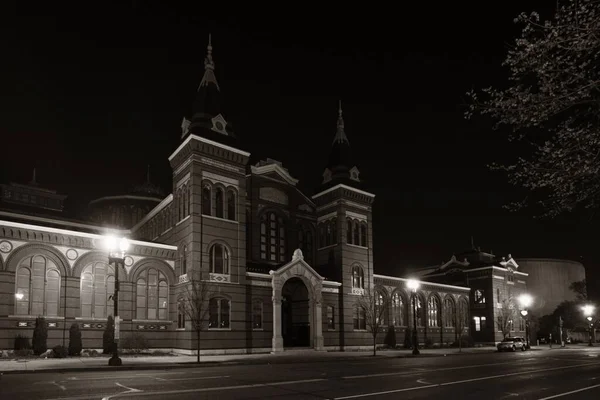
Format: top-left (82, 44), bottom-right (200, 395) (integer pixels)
top-left (198, 33), bottom-right (220, 91)
top-left (332, 99), bottom-right (349, 145)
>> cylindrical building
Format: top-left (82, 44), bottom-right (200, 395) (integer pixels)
top-left (516, 258), bottom-right (586, 316)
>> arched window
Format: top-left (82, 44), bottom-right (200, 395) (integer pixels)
top-left (260, 212), bottom-right (286, 262)
top-left (178, 189), bottom-right (183, 221)
top-left (443, 297), bottom-right (456, 328)
top-left (351, 265), bottom-right (364, 289)
top-left (136, 268), bottom-right (168, 320)
top-left (353, 305), bottom-right (366, 330)
top-left (252, 299), bottom-right (263, 329)
top-left (428, 296), bottom-right (441, 327)
top-left (360, 223), bottom-right (367, 246)
top-left (346, 219), bottom-right (352, 244)
top-left (375, 290), bottom-right (387, 326)
top-left (474, 289), bottom-right (486, 304)
top-left (319, 223), bottom-right (325, 248)
top-left (209, 297), bottom-right (230, 329)
top-left (353, 221), bottom-right (359, 246)
top-left (392, 291), bottom-right (406, 326)
top-left (202, 185), bottom-right (211, 215)
top-left (80, 261), bottom-right (114, 319)
top-left (187, 184), bottom-right (192, 216)
top-left (209, 243), bottom-right (230, 274)
top-left (330, 218), bottom-right (337, 245)
top-left (177, 298), bottom-right (186, 329)
top-left (215, 188), bottom-right (224, 218)
top-left (227, 190), bottom-right (236, 220)
top-left (458, 298), bottom-right (469, 327)
top-left (182, 185), bottom-right (188, 216)
top-left (15, 255), bottom-right (61, 316)
top-left (325, 222), bottom-right (332, 246)
top-left (181, 245), bottom-right (187, 275)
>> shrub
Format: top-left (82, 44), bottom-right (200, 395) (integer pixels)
top-left (451, 335), bottom-right (475, 348)
top-left (384, 326), bottom-right (397, 349)
top-left (403, 328), bottom-right (413, 349)
top-left (52, 345), bottom-right (68, 358)
top-left (121, 332), bottom-right (149, 354)
top-left (32, 317), bottom-right (48, 355)
top-left (103, 316), bottom-right (114, 354)
top-left (14, 334), bottom-right (30, 351)
top-left (68, 323), bottom-right (82, 356)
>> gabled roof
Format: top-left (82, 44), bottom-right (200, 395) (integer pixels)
top-left (251, 159), bottom-right (298, 186)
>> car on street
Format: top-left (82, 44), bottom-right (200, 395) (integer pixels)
top-left (497, 336), bottom-right (527, 352)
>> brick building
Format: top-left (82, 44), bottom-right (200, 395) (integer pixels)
top-left (0, 37), bottom-right (471, 353)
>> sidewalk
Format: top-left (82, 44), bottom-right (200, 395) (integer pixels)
top-left (0, 346), bottom-right (514, 374)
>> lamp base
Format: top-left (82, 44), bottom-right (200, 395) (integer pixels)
top-left (108, 355), bottom-right (122, 366)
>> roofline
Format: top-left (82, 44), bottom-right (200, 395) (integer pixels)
top-left (168, 134), bottom-right (251, 162)
top-left (0, 217), bottom-right (177, 251)
top-left (130, 194), bottom-right (174, 233)
top-left (516, 258), bottom-right (585, 266)
top-left (312, 183), bottom-right (375, 200)
top-left (89, 195), bottom-right (163, 206)
top-left (373, 274), bottom-right (471, 292)
top-left (424, 265), bottom-right (528, 277)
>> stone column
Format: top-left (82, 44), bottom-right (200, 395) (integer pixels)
top-left (272, 294), bottom-right (284, 353)
top-left (314, 298), bottom-right (324, 350)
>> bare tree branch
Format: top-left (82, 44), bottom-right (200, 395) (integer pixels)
top-left (181, 278), bottom-right (215, 363)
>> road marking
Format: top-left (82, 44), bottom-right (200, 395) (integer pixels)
top-left (536, 383), bottom-right (600, 400)
top-left (101, 382), bottom-right (143, 400)
top-left (416, 379), bottom-right (432, 385)
top-left (33, 380), bottom-right (66, 390)
top-left (155, 375), bottom-right (230, 381)
top-left (333, 361), bottom-right (600, 399)
top-left (341, 359), bottom-right (542, 380)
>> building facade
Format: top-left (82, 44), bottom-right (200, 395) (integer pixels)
top-left (0, 38), bottom-right (472, 353)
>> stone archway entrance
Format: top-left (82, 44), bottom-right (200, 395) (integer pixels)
top-left (270, 249), bottom-right (324, 353)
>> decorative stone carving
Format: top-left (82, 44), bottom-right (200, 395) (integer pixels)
top-left (66, 249), bottom-right (78, 260)
top-left (178, 274), bottom-right (189, 284)
top-left (292, 248), bottom-right (303, 261)
top-left (259, 187), bottom-right (289, 205)
top-left (0, 240), bottom-right (12, 253)
top-left (209, 273), bottom-right (230, 283)
top-left (351, 288), bottom-right (365, 296)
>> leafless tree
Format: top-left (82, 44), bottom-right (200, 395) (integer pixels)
top-left (181, 278), bottom-right (215, 363)
top-left (455, 299), bottom-right (469, 352)
top-left (497, 298), bottom-right (517, 339)
top-left (356, 286), bottom-right (389, 356)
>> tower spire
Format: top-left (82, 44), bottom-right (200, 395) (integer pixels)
top-left (333, 100), bottom-right (349, 144)
top-left (198, 33), bottom-right (220, 91)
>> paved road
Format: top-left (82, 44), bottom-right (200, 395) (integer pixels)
top-left (2, 348), bottom-right (600, 399)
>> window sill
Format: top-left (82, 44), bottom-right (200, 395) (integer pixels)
top-left (203, 214), bottom-right (239, 224)
top-left (208, 328), bottom-right (232, 331)
top-left (353, 329), bottom-right (368, 332)
top-left (132, 319), bottom-right (172, 324)
top-left (176, 328), bottom-right (186, 331)
top-left (346, 243), bottom-right (368, 250)
top-left (10, 315), bottom-right (64, 320)
top-left (252, 328), bottom-right (264, 331)
top-left (75, 317), bottom-right (107, 321)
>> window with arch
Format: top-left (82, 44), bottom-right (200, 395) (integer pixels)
top-left (177, 298), bottom-right (186, 329)
top-left (181, 245), bottom-right (187, 275)
top-left (474, 289), bottom-right (486, 304)
top-left (443, 297), bottom-right (456, 328)
top-left (252, 299), bottom-right (263, 329)
top-left (375, 291), bottom-right (387, 326)
top-left (209, 243), bottom-right (230, 274)
top-left (15, 255), bottom-right (61, 316)
top-left (178, 189), bottom-right (183, 221)
top-left (318, 223), bottom-right (325, 248)
top-left (330, 218), bottom-right (337, 245)
top-left (360, 223), bottom-right (367, 246)
top-left (182, 186), bottom-right (188, 216)
top-left (353, 221), bottom-right (359, 245)
top-left (80, 261), bottom-right (114, 319)
top-left (260, 212), bottom-right (286, 262)
top-left (346, 219), bottom-right (352, 244)
top-left (352, 265), bottom-right (364, 289)
top-left (187, 184), bottom-right (192, 216)
top-left (325, 221), bottom-right (332, 246)
top-left (215, 188), bottom-right (224, 218)
top-left (353, 305), bottom-right (366, 330)
top-left (227, 190), bottom-right (236, 221)
top-left (136, 268), bottom-right (169, 320)
top-left (428, 296), bottom-right (441, 327)
top-left (459, 298), bottom-right (469, 327)
top-left (392, 291), bottom-right (406, 326)
top-left (209, 297), bottom-right (230, 329)
top-left (202, 185), bottom-right (211, 215)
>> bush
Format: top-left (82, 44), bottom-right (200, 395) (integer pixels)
top-left (384, 326), bottom-right (397, 349)
top-left (52, 345), bottom-right (68, 358)
top-left (103, 315), bottom-right (114, 354)
top-left (14, 334), bottom-right (30, 351)
top-left (403, 328), bottom-right (413, 349)
top-left (32, 317), bottom-right (48, 355)
top-left (451, 335), bottom-right (475, 348)
top-left (121, 332), bottom-right (149, 354)
top-left (69, 323), bottom-right (82, 356)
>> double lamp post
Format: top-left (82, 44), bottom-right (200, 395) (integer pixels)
top-left (106, 235), bottom-right (129, 367)
top-left (582, 305), bottom-right (595, 347)
top-left (519, 293), bottom-right (533, 349)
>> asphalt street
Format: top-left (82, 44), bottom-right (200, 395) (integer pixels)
top-left (2, 348), bottom-right (600, 400)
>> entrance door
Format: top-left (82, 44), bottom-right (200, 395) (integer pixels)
top-left (281, 277), bottom-right (310, 347)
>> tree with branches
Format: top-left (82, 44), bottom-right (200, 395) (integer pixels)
top-left (497, 299), bottom-right (517, 339)
top-left (455, 299), bottom-right (469, 352)
top-left (181, 278), bottom-right (215, 363)
top-left (355, 286), bottom-right (389, 356)
top-left (466, 0), bottom-right (600, 217)
top-left (569, 279), bottom-right (588, 301)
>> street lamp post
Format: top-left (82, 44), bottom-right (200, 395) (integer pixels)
top-left (406, 279), bottom-right (420, 355)
top-left (519, 294), bottom-right (533, 349)
top-left (582, 305), bottom-right (595, 347)
top-left (106, 235), bottom-right (129, 366)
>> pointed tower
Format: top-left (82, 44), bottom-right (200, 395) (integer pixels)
top-left (312, 102), bottom-right (375, 344)
top-left (181, 34), bottom-right (239, 149)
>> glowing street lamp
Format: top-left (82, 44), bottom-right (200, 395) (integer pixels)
top-left (105, 235), bottom-right (129, 366)
top-left (406, 279), bottom-right (420, 355)
top-left (519, 294), bottom-right (533, 349)
top-left (582, 305), bottom-right (595, 347)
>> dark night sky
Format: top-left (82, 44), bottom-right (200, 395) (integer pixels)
top-left (1, 2), bottom-right (597, 295)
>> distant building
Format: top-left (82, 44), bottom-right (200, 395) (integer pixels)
top-left (0, 169), bottom-right (67, 216)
